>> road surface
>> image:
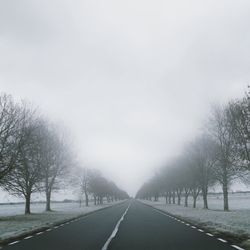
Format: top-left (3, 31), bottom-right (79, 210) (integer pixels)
top-left (1, 200), bottom-right (242, 250)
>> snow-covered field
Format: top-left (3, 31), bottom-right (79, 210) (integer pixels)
top-left (140, 193), bottom-right (250, 238)
top-left (0, 202), bottom-right (85, 216)
top-left (0, 201), bottom-right (124, 242)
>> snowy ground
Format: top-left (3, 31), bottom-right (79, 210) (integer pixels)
top-left (0, 201), bottom-right (87, 217)
top-left (140, 193), bottom-right (250, 238)
top-left (0, 201), bottom-right (124, 242)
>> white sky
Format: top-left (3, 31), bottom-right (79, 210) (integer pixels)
top-left (0, 0), bottom-right (249, 196)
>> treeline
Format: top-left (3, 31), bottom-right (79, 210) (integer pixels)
top-left (0, 93), bottom-right (128, 214)
top-left (75, 168), bottom-right (129, 207)
top-left (136, 88), bottom-right (250, 211)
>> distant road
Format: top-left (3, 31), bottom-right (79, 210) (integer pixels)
top-left (2, 200), bottom-right (240, 250)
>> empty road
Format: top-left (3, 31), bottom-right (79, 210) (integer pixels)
top-left (1, 200), bottom-right (242, 250)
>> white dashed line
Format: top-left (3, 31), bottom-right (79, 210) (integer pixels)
top-left (217, 238), bottom-right (227, 243)
top-left (24, 236), bottom-right (33, 240)
top-left (36, 232), bottom-right (43, 235)
top-left (206, 233), bottom-right (214, 237)
top-left (191, 226), bottom-right (196, 229)
top-left (186, 223), bottom-right (190, 226)
top-left (46, 229), bottom-right (52, 232)
top-left (231, 245), bottom-right (245, 250)
top-left (198, 229), bottom-right (204, 232)
top-left (9, 241), bottom-right (19, 245)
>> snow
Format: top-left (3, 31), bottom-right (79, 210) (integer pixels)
top-left (0, 201), bottom-right (124, 242)
top-left (0, 202), bottom-right (84, 216)
top-left (140, 193), bottom-right (250, 237)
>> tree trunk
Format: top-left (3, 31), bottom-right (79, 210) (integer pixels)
top-left (222, 165), bottom-right (229, 211)
top-left (168, 192), bottom-right (172, 204)
top-left (202, 187), bottom-right (208, 209)
top-left (177, 189), bottom-right (181, 205)
top-left (94, 196), bottom-right (96, 205)
top-left (45, 190), bottom-right (52, 211)
top-left (172, 191), bottom-right (175, 204)
top-left (25, 193), bottom-right (31, 214)
top-left (177, 194), bottom-right (181, 205)
top-left (193, 196), bottom-right (197, 208)
top-left (192, 188), bottom-right (200, 208)
top-left (184, 195), bottom-right (188, 207)
top-left (222, 181), bottom-right (229, 211)
top-left (165, 195), bottom-right (168, 204)
top-left (85, 191), bottom-right (89, 207)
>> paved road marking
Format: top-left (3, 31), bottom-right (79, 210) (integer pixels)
top-left (101, 203), bottom-right (131, 250)
top-left (206, 233), bottom-right (214, 237)
top-left (36, 232), bottom-right (43, 235)
top-left (231, 245), bottom-right (245, 250)
top-left (24, 236), bottom-right (33, 240)
top-left (218, 238), bottom-right (227, 243)
top-left (144, 204), bottom-right (243, 249)
top-left (8, 241), bottom-right (19, 245)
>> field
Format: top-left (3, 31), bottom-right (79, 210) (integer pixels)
top-left (0, 201), bottom-right (83, 217)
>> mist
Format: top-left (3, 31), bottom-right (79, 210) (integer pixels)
top-left (0, 0), bottom-right (249, 196)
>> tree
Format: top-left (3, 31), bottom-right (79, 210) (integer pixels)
top-left (2, 111), bottom-right (44, 214)
top-left (0, 94), bottom-right (24, 181)
top-left (208, 105), bottom-right (239, 211)
top-left (40, 123), bottom-right (72, 211)
top-left (188, 135), bottom-right (217, 209)
top-left (227, 93), bottom-right (250, 176)
top-left (78, 168), bottom-right (92, 207)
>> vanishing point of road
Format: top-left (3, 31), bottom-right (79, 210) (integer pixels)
top-left (2, 200), bottom-right (242, 250)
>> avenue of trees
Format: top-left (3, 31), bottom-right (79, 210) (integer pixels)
top-left (75, 168), bottom-right (129, 207)
top-left (136, 88), bottom-right (250, 211)
top-left (0, 93), bottom-right (128, 214)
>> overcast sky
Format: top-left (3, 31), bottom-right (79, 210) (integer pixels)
top-left (0, 0), bottom-right (249, 196)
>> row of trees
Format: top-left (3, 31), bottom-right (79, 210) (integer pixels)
top-left (136, 88), bottom-right (250, 211)
top-left (76, 168), bottom-right (129, 207)
top-left (0, 93), bottom-right (128, 214)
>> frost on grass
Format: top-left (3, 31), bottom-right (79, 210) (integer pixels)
top-left (141, 193), bottom-right (250, 237)
top-left (0, 201), bottom-right (122, 241)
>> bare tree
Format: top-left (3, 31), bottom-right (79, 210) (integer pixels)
top-left (2, 110), bottom-right (43, 214)
top-left (40, 123), bottom-right (72, 211)
top-left (78, 168), bottom-right (91, 207)
top-left (208, 105), bottom-right (239, 211)
top-left (188, 135), bottom-right (217, 209)
top-left (0, 94), bottom-right (24, 181)
top-left (227, 93), bottom-right (250, 177)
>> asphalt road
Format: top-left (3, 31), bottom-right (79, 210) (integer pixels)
top-left (2, 200), bottom-right (241, 250)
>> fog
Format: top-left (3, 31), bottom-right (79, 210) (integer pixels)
top-left (0, 0), bottom-right (249, 196)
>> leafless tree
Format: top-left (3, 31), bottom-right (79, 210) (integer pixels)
top-left (78, 168), bottom-right (92, 207)
top-left (0, 94), bottom-right (24, 181)
top-left (188, 135), bottom-right (217, 209)
top-left (40, 123), bottom-right (72, 211)
top-left (208, 105), bottom-right (239, 211)
top-left (227, 93), bottom-right (250, 177)
top-left (2, 109), bottom-right (44, 214)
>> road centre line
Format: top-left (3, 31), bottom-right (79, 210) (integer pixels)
top-left (101, 203), bottom-right (131, 250)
